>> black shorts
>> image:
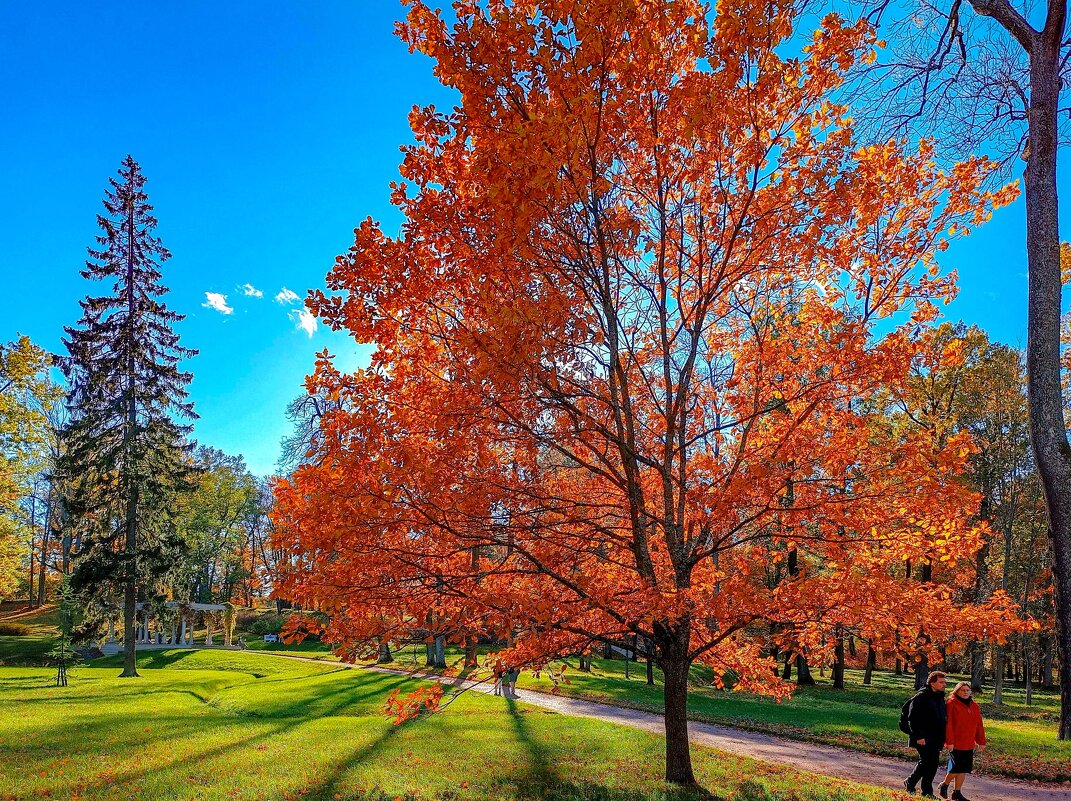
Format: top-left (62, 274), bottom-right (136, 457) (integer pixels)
top-left (948, 749), bottom-right (975, 774)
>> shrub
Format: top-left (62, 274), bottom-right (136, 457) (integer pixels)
top-left (249, 615), bottom-right (284, 636)
top-left (0, 622), bottom-right (32, 636)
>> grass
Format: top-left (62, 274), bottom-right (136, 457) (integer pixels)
top-left (365, 646), bottom-right (1070, 783)
top-left (0, 649), bottom-right (904, 801)
top-left (0, 605), bottom-right (59, 666)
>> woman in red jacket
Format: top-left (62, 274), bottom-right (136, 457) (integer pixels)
top-left (939, 681), bottom-right (987, 801)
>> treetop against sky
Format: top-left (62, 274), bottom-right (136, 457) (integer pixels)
top-left (3, 0), bottom-right (1068, 476)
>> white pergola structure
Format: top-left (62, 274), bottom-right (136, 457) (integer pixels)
top-left (100, 601), bottom-right (229, 654)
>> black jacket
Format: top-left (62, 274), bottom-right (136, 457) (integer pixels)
top-left (906, 687), bottom-right (947, 748)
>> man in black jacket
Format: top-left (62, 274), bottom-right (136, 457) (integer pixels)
top-left (904, 671), bottom-right (948, 797)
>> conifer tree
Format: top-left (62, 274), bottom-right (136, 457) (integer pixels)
top-left (60, 155), bottom-right (196, 678)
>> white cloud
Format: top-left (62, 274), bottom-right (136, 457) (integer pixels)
top-left (202, 292), bottom-right (233, 315)
top-left (290, 308), bottom-right (317, 338)
top-left (275, 287), bottom-right (300, 305)
top-left (241, 283), bottom-right (263, 298)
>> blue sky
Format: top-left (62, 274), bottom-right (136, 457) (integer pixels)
top-left (1, 2), bottom-right (1063, 477)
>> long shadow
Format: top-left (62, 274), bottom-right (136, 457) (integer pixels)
top-left (301, 714), bottom-right (413, 799)
top-left (505, 695), bottom-right (557, 795)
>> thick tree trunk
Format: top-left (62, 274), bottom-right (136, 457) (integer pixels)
top-left (426, 641), bottom-right (435, 667)
top-left (1018, 23), bottom-right (1071, 741)
top-left (433, 634), bottom-right (446, 668)
top-left (377, 642), bottom-right (393, 663)
top-left (647, 652), bottom-right (655, 685)
top-left (1041, 633), bottom-right (1056, 689)
top-left (796, 654), bottom-right (815, 686)
top-left (863, 646), bottom-right (877, 685)
top-left (661, 652), bottom-right (696, 785)
top-left (464, 637), bottom-right (478, 669)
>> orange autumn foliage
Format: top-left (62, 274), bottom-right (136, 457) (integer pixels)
top-left (273, 0), bottom-right (1019, 784)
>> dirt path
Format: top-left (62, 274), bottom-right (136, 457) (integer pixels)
top-left (258, 652), bottom-right (1071, 801)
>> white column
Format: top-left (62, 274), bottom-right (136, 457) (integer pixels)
top-left (179, 615), bottom-right (187, 647)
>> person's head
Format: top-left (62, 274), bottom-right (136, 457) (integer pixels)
top-left (927, 671), bottom-right (948, 691)
top-left (952, 680), bottom-right (972, 700)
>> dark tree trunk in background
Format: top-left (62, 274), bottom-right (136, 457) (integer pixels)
top-left (796, 655), bottom-right (815, 686)
top-left (433, 634), bottom-right (446, 668)
top-left (864, 646), bottom-right (877, 685)
top-left (832, 630), bottom-right (846, 690)
top-left (377, 642), bottom-right (392, 663)
top-left (971, 641), bottom-right (986, 692)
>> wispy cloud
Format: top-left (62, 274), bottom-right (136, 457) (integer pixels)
top-left (240, 283), bottom-right (263, 298)
top-left (275, 287), bottom-right (300, 305)
top-left (202, 292), bottom-right (233, 315)
top-left (290, 308), bottom-right (317, 338)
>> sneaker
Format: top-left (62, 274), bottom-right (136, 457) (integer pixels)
top-left (939, 784), bottom-right (949, 799)
top-left (903, 779), bottom-right (917, 795)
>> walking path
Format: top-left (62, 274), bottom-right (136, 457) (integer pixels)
top-left (262, 652), bottom-right (1071, 801)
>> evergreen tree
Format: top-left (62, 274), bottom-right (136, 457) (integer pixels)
top-left (60, 155), bottom-right (196, 678)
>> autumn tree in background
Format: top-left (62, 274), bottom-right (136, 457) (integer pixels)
top-left (172, 446), bottom-right (261, 603)
top-left (60, 156), bottom-right (196, 678)
top-left (853, 0), bottom-right (1071, 739)
top-left (275, 0), bottom-right (1018, 784)
top-left (0, 335), bottom-right (61, 600)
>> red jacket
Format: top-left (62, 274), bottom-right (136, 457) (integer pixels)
top-left (945, 696), bottom-right (986, 750)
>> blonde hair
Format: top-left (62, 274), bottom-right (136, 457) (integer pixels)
top-left (951, 681), bottom-right (973, 697)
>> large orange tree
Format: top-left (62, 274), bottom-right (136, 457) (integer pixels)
top-left (274, 0), bottom-right (1017, 784)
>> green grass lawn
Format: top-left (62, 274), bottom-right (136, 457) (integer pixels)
top-left (364, 646), bottom-right (1069, 783)
top-left (0, 650), bottom-right (903, 801)
top-left (0, 605), bottom-right (59, 666)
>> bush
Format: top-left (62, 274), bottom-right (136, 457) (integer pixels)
top-left (0, 622), bottom-right (32, 636)
top-left (248, 615), bottom-right (284, 636)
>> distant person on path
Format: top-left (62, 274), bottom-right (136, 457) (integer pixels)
top-left (902, 670), bottom-right (948, 798)
top-left (493, 664), bottom-right (505, 696)
top-left (506, 666), bottom-right (520, 699)
top-left (938, 681), bottom-right (987, 801)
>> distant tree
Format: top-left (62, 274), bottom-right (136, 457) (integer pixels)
top-left (173, 446), bottom-right (259, 603)
top-left (277, 390), bottom-right (338, 475)
top-left (60, 155), bottom-right (196, 678)
top-left (0, 335), bottom-right (61, 600)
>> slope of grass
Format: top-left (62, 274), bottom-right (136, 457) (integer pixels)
top-left (0, 649), bottom-right (900, 801)
top-left (0, 604), bottom-right (59, 666)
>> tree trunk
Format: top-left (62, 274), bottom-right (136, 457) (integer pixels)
top-left (832, 630), bottom-right (845, 690)
top-left (119, 201), bottom-right (139, 680)
top-left (36, 518), bottom-right (50, 606)
top-left (1025, 633), bottom-right (1035, 705)
top-left (463, 637), bottom-right (478, 669)
top-left (377, 642), bottom-right (393, 663)
top-left (796, 654), bottom-right (815, 686)
top-left (661, 650), bottom-right (696, 785)
top-left (863, 646), bottom-right (877, 685)
top-left (433, 634), bottom-right (446, 668)
top-left (970, 641), bottom-right (986, 692)
top-left (1041, 633), bottom-right (1056, 689)
top-left (993, 643), bottom-right (1005, 705)
top-left (1018, 17), bottom-right (1071, 741)
top-left (647, 650), bottom-right (655, 685)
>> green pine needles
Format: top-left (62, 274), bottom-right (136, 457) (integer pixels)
top-left (59, 156), bottom-right (197, 679)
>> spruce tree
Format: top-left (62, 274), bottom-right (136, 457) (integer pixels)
top-left (60, 155), bottom-right (196, 678)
